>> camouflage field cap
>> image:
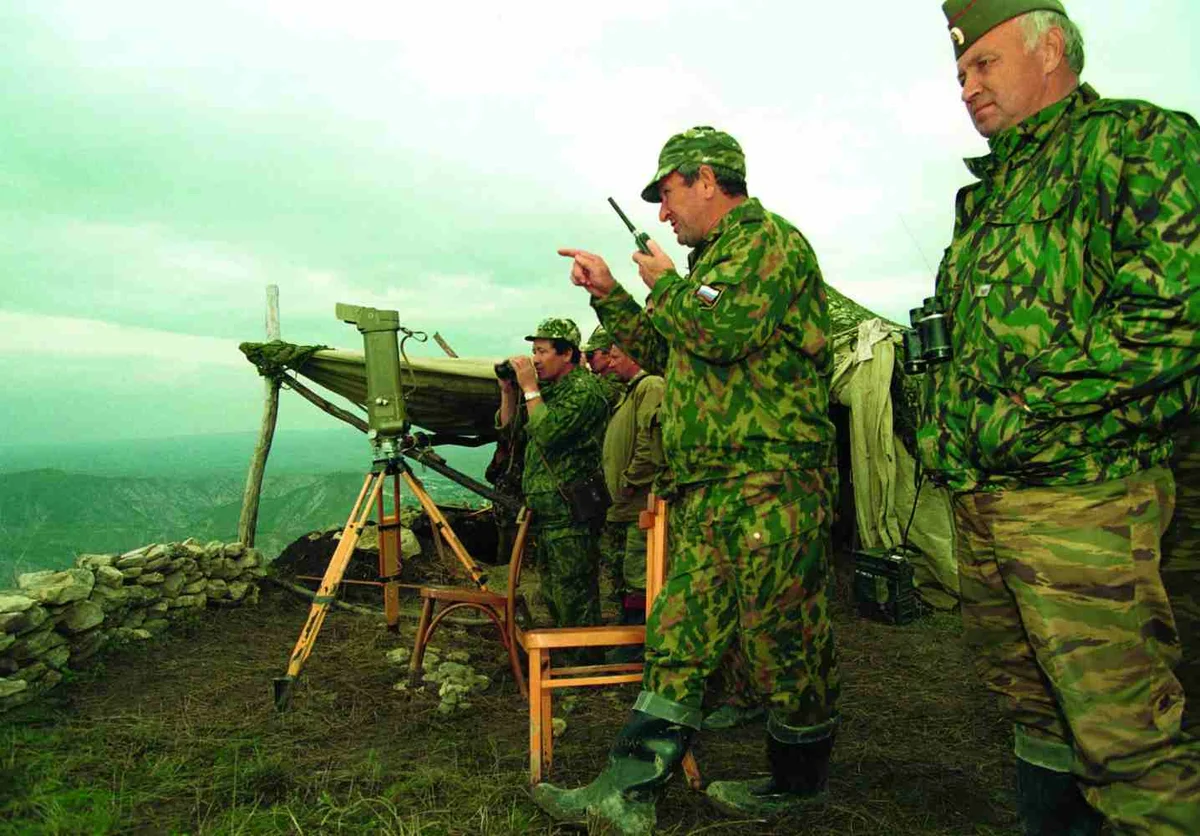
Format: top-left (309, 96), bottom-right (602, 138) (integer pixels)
top-left (942, 0), bottom-right (1068, 58)
top-left (525, 317), bottom-right (582, 347)
top-left (582, 325), bottom-right (614, 353)
top-left (640, 126), bottom-right (746, 203)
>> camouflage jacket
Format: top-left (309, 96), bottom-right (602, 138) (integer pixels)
top-left (918, 85), bottom-right (1200, 492)
top-left (520, 365), bottom-right (609, 523)
top-left (594, 197), bottom-right (835, 486)
top-left (603, 371), bottom-right (667, 522)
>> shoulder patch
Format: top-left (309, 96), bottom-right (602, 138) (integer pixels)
top-left (695, 284), bottom-right (722, 307)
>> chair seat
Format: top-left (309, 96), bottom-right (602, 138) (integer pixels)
top-left (418, 586), bottom-right (506, 606)
top-left (521, 625), bottom-right (645, 650)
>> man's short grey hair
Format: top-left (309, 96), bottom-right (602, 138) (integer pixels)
top-left (1022, 10), bottom-right (1085, 75)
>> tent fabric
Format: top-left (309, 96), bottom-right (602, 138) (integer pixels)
top-left (831, 319), bottom-right (959, 609)
top-left (240, 341), bottom-right (502, 440)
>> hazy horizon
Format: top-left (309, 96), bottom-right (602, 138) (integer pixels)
top-left (2, 1), bottom-right (1197, 446)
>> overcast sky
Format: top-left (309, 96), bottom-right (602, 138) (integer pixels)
top-left (1, 0), bottom-right (1197, 445)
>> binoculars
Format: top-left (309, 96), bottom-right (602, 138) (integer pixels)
top-left (494, 360), bottom-right (517, 382)
top-left (901, 296), bottom-right (952, 375)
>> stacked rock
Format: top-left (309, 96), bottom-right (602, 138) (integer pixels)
top-left (0, 538), bottom-right (265, 714)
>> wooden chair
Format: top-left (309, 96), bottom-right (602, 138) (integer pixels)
top-left (512, 497), bottom-right (701, 788)
top-left (408, 515), bottom-right (532, 698)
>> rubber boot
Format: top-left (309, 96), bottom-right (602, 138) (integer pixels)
top-left (532, 709), bottom-right (694, 836)
top-left (1015, 759), bottom-right (1104, 836)
top-left (707, 733), bottom-right (834, 818)
top-left (702, 703), bottom-right (766, 731)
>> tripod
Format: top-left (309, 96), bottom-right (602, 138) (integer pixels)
top-left (273, 454), bottom-right (489, 709)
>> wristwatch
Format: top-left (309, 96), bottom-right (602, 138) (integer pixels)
top-left (524, 390), bottom-right (542, 402)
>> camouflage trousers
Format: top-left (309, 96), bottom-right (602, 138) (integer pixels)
top-left (1163, 422), bottom-right (1200, 732)
top-left (533, 522), bottom-right (602, 629)
top-left (953, 466), bottom-right (1200, 835)
top-left (600, 519), bottom-right (647, 594)
top-left (635, 468), bottom-right (840, 742)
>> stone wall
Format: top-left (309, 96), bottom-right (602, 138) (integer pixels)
top-left (0, 539), bottom-right (264, 714)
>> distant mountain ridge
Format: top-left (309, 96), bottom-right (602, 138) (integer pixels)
top-left (0, 430), bottom-right (496, 582)
top-left (0, 428), bottom-right (493, 478)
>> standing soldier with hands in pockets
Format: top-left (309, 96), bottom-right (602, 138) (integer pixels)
top-left (534, 126), bottom-right (841, 833)
top-left (918, 2), bottom-right (1199, 833)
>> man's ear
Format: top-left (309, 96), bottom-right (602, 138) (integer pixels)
top-left (1041, 25), bottom-right (1066, 75)
top-left (698, 164), bottom-right (718, 197)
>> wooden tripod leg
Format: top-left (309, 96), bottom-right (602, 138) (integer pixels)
top-left (682, 750), bottom-right (704, 791)
top-left (273, 471), bottom-right (384, 710)
top-left (378, 473), bottom-right (402, 632)
top-left (400, 469), bottom-right (489, 590)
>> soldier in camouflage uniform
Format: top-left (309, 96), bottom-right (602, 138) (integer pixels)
top-left (536, 126), bottom-right (839, 832)
top-left (584, 324), bottom-right (631, 608)
top-left (498, 318), bottom-right (609, 631)
top-left (584, 324), bottom-right (626, 410)
top-left (919, 3), bottom-right (1200, 833)
top-left (599, 342), bottom-right (666, 629)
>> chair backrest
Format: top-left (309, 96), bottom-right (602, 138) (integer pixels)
top-left (506, 507), bottom-right (533, 647)
top-left (639, 494), bottom-right (668, 609)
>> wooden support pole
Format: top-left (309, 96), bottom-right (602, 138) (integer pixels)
top-left (238, 284), bottom-right (281, 547)
top-left (432, 332), bottom-right (459, 358)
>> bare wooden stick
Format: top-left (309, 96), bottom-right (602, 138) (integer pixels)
top-left (283, 374), bottom-right (369, 433)
top-left (432, 332), bottom-right (459, 358)
top-left (263, 575), bottom-right (492, 625)
top-left (238, 285), bottom-right (281, 547)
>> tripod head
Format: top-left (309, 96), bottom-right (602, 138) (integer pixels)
top-left (336, 302), bottom-right (410, 463)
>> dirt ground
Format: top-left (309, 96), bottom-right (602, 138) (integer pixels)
top-left (0, 549), bottom-right (1028, 836)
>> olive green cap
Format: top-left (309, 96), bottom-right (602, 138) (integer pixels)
top-left (942, 0), bottom-right (1067, 58)
top-left (525, 317), bottom-right (581, 348)
top-left (582, 325), bottom-right (614, 353)
top-left (641, 126), bottom-right (746, 203)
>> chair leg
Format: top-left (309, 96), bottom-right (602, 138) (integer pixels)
top-left (502, 625), bottom-right (528, 699)
top-left (542, 656), bottom-right (554, 773)
top-left (529, 647), bottom-right (544, 784)
top-left (409, 597), bottom-right (434, 685)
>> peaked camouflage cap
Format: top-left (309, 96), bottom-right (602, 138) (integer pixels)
top-left (525, 317), bottom-right (582, 348)
top-left (582, 325), bottom-right (614, 353)
top-left (942, 0), bottom-right (1068, 58)
top-left (640, 125), bottom-right (746, 203)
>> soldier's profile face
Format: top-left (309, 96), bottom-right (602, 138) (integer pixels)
top-left (657, 171), bottom-right (707, 247)
top-left (586, 348), bottom-right (611, 375)
top-left (531, 339), bottom-right (571, 383)
top-left (956, 17), bottom-right (1054, 137)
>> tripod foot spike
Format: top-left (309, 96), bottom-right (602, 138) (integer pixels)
top-left (273, 675), bottom-right (296, 711)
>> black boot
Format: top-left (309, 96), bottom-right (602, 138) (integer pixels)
top-left (706, 733), bottom-right (833, 817)
top-left (1015, 759), bottom-right (1104, 836)
top-left (532, 709), bottom-right (694, 835)
top-left (605, 598), bottom-right (647, 664)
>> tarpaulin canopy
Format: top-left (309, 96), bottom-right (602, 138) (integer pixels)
top-left (241, 341), bottom-right (501, 440)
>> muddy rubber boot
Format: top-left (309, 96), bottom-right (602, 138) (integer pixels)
top-left (1015, 759), bottom-right (1104, 836)
top-left (707, 733), bottom-right (833, 818)
top-left (532, 709), bottom-right (694, 836)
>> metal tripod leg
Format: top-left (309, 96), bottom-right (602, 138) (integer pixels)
top-left (273, 470), bottom-right (386, 710)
